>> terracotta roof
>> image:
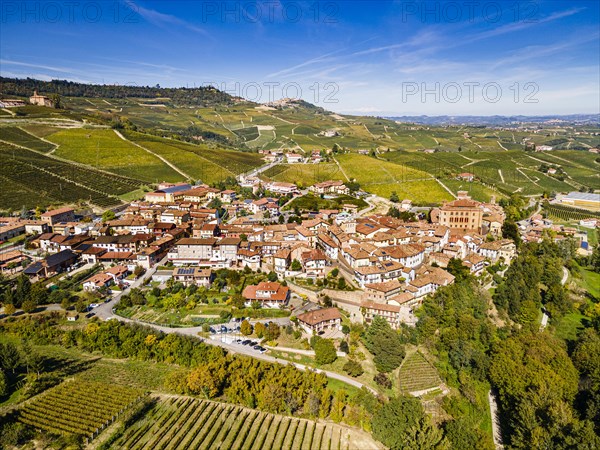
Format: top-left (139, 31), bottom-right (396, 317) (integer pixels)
top-left (360, 300), bottom-right (401, 313)
top-left (297, 307), bottom-right (341, 325)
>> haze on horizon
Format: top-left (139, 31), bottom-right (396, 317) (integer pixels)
top-left (1, 0), bottom-right (599, 116)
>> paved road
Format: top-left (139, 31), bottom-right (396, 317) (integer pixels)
top-left (96, 265), bottom-right (377, 394)
top-left (94, 256), bottom-right (168, 320)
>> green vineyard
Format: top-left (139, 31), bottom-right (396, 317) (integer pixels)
top-left (398, 351), bottom-right (443, 394)
top-left (107, 396), bottom-right (382, 450)
top-left (543, 202), bottom-right (600, 221)
top-left (17, 380), bottom-right (145, 440)
top-left (0, 142), bottom-right (144, 210)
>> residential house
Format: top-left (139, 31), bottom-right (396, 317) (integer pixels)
top-left (242, 281), bottom-right (290, 308)
top-left (296, 307), bottom-right (342, 334)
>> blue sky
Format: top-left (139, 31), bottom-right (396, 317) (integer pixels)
top-left (1, 1), bottom-right (599, 115)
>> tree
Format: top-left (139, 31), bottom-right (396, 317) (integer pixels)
top-left (15, 275), bottom-right (31, 307)
top-left (264, 322), bottom-right (281, 341)
top-left (290, 259), bottom-right (302, 271)
top-left (374, 372), bottom-right (392, 389)
top-left (254, 322), bottom-right (266, 338)
top-left (21, 300), bottom-right (36, 314)
top-left (240, 320), bottom-right (253, 336)
top-left (363, 316), bottom-right (405, 372)
top-left (314, 338), bottom-right (337, 365)
top-left (3, 303), bottom-right (16, 316)
top-left (330, 268), bottom-right (339, 277)
top-left (102, 210), bottom-right (116, 222)
top-left (343, 360), bottom-right (364, 377)
top-left (502, 220), bottom-right (521, 246)
top-left (337, 278), bottom-right (346, 290)
top-left (389, 191), bottom-right (399, 203)
top-left (187, 364), bottom-right (222, 399)
top-left (0, 369), bottom-right (7, 397)
top-left (267, 271), bottom-right (278, 282)
top-left (231, 294), bottom-right (245, 309)
top-left (134, 265), bottom-right (145, 278)
top-left (591, 245), bottom-right (600, 273)
top-left (446, 258), bottom-right (470, 282)
top-left (0, 343), bottom-right (21, 374)
top-left (372, 396), bottom-right (429, 450)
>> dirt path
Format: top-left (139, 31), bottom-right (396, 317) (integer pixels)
top-left (498, 169), bottom-right (505, 183)
top-left (489, 390), bottom-right (504, 449)
top-left (113, 129), bottom-right (192, 180)
top-left (436, 178), bottom-right (457, 198)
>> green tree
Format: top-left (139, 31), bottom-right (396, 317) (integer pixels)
top-left (363, 316), bottom-right (405, 372)
top-left (343, 360), bottom-right (364, 377)
top-left (254, 322), bottom-right (266, 338)
top-left (502, 220), bottom-right (521, 246)
top-left (290, 259), bottom-right (302, 271)
top-left (3, 303), bottom-right (16, 316)
top-left (591, 245), bottom-right (600, 273)
top-left (372, 396), bottom-right (428, 450)
top-left (0, 369), bottom-right (7, 397)
top-left (240, 320), bottom-right (253, 336)
top-left (267, 271), bottom-right (278, 282)
top-left (21, 300), bottom-right (36, 314)
top-left (314, 338), bottom-right (337, 365)
top-left (389, 191), bottom-right (399, 203)
top-left (102, 210), bottom-right (116, 222)
top-left (264, 322), bottom-right (281, 341)
top-left (446, 258), bottom-right (471, 282)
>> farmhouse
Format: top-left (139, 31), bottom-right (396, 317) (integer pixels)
top-left (286, 153), bottom-right (304, 163)
top-left (309, 180), bottom-right (350, 195)
top-left (29, 90), bottom-right (54, 107)
top-left (296, 307), bottom-right (341, 334)
top-left (242, 281), bottom-right (290, 308)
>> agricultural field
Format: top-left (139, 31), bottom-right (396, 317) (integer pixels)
top-left (543, 203), bottom-right (600, 222)
top-left (266, 163), bottom-right (341, 186)
top-left (43, 128), bottom-right (182, 182)
top-left (17, 380), bottom-right (144, 440)
top-left (0, 125), bottom-right (56, 152)
top-left (0, 142), bottom-right (144, 210)
top-left (106, 395), bottom-right (382, 450)
top-left (398, 351), bottom-right (443, 394)
top-left (334, 153), bottom-right (452, 204)
top-left (439, 178), bottom-right (504, 203)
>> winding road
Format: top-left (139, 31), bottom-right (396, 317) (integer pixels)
top-left (91, 259), bottom-right (378, 395)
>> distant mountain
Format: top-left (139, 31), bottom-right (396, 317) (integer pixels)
top-left (386, 114), bottom-right (600, 127)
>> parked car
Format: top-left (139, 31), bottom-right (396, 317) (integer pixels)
top-left (241, 340), bottom-right (251, 346)
top-left (253, 345), bottom-right (262, 351)
top-left (258, 347), bottom-right (267, 354)
top-left (234, 339), bottom-right (242, 344)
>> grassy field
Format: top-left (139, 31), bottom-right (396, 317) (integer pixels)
top-left (105, 395), bottom-right (382, 450)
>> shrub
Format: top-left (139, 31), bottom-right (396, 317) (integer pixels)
top-left (343, 360), bottom-right (364, 377)
top-left (374, 372), bottom-right (392, 389)
top-left (314, 339), bottom-right (337, 365)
